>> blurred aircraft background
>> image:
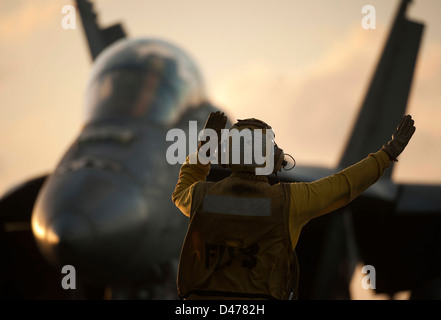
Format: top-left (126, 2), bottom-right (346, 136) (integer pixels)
top-left (0, 0), bottom-right (440, 299)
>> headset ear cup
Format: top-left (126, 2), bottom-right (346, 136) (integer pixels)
top-left (273, 147), bottom-right (285, 173)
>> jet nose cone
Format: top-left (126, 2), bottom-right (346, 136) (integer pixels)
top-left (32, 168), bottom-right (149, 284)
top-left (48, 214), bottom-right (93, 263)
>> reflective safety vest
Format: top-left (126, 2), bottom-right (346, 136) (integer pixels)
top-left (177, 172), bottom-right (296, 300)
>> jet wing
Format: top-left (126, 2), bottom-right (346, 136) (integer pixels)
top-left (350, 183), bottom-right (441, 296)
top-left (396, 183), bottom-right (441, 214)
top-left (0, 174), bottom-right (48, 225)
top-left (277, 165), bottom-right (337, 183)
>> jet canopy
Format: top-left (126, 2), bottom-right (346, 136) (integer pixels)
top-left (84, 38), bottom-right (206, 125)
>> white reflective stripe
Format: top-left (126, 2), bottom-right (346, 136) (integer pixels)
top-left (202, 194), bottom-right (271, 216)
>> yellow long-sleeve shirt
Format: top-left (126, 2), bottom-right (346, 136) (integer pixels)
top-left (172, 150), bottom-right (391, 249)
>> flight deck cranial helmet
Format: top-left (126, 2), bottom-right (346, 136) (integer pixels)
top-left (222, 118), bottom-right (285, 174)
top-left (84, 38), bottom-right (206, 126)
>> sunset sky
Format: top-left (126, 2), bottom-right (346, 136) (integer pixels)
top-left (0, 0), bottom-right (440, 300)
top-left (1, 0), bottom-right (440, 193)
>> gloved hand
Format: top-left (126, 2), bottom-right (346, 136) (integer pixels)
top-left (198, 111), bottom-right (228, 153)
top-left (382, 115), bottom-right (416, 162)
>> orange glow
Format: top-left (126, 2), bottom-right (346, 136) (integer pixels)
top-left (350, 262), bottom-right (411, 300)
top-left (32, 214), bottom-right (59, 245)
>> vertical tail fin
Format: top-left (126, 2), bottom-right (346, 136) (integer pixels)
top-left (338, 0), bottom-right (424, 178)
top-left (75, 0), bottom-right (127, 61)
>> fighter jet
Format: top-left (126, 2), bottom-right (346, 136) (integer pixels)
top-left (1, 0), bottom-right (440, 300)
top-left (0, 0), bottom-right (227, 299)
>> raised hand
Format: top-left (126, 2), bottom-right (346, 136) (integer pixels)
top-left (382, 115), bottom-right (416, 161)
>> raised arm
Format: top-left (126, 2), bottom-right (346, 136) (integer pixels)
top-left (172, 111), bottom-right (227, 217)
top-left (172, 155), bottom-right (210, 217)
top-left (290, 149), bottom-right (390, 226)
top-left (288, 115), bottom-right (416, 243)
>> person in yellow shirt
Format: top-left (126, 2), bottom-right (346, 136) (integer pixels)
top-left (172, 112), bottom-right (415, 300)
